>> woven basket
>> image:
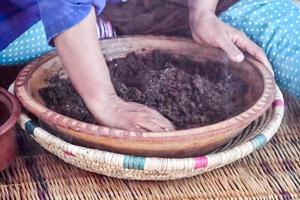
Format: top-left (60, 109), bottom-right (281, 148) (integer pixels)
top-left (10, 83), bottom-right (284, 180)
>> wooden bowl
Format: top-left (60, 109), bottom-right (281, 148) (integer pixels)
top-left (0, 87), bottom-right (20, 170)
top-left (15, 36), bottom-right (276, 158)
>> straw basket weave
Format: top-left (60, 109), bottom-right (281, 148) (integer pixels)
top-left (10, 83), bottom-right (284, 180)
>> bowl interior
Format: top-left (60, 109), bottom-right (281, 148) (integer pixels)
top-left (16, 36), bottom-right (275, 157)
top-left (27, 41), bottom-right (264, 125)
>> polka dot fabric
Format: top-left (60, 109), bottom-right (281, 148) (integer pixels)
top-left (0, 21), bottom-right (52, 65)
top-left (0, 19), bottom-right (116, 66)
top-left (219, 0), bottom-right (300, 97)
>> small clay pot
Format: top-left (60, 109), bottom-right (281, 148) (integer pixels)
top-left (0, 87), bottom-right (20, 171)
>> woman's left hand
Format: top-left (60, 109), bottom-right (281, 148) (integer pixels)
top-left (189, 9), bottom-right (272, 69)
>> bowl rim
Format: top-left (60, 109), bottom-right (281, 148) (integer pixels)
top-left (0, 87), bottom-right (21, 135)
top-left (14, 36), bottom-right (276, 141)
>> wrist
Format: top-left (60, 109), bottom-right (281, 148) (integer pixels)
top-left (83, 89), bottom-right (117, 111)
top-left (85, 92), bottom-right (122, 118)
top-left (188, 0), bottom-right (218, 14)
top-left (81, 84), bottom-right (117, 104)
top-left (188, 0), bottom-right (218, 29)
top-left (189, 9), bottom-right (216, 31)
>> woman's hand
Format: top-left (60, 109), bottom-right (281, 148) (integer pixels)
top-left (189, 2), bottom-right (271, 69)
top-left (54, 7), bottom-right (175, 132)
top-left (87, 94), bottom-right (175, 132)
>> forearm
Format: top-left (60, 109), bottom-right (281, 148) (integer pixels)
top-left (53, 7), bottom-right (116, 105)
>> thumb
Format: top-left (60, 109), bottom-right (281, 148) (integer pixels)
top-left (218, 37), bottom-right (244, 62)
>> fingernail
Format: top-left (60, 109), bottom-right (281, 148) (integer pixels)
top-left (164, 127), bottom-right (175, 132)
top-left (235, 54), bottom-right (244, 62)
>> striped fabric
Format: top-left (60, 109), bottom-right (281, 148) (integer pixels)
top-left (97, 18), bottom-right (117, 39)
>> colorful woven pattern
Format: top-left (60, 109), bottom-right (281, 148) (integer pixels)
top-left (9, 83), bottom-right (283, 180)
top-left (1, 93), bottom-right (299, 199)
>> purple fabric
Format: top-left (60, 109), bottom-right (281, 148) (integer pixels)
top-left (0, 1), bottom-right (39, 50)
top-left (0, 0), bottom-right (119, 50)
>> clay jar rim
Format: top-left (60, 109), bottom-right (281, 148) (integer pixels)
top-left (14, 36), bottom-right (276, 140)
top-left (0, 87), bottom-right (21, 136)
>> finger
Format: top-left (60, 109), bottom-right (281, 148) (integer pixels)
top-left (234, 31), bottom-right (273, 73)
top-left (99, 113), bottom-right (147, 132)
top-left (107, 118), bottom-right (147, 132)
top-left (120, 119), bottom-right (147, 132)
top-left (129, 125), bottom-right (147, 132)
top-left (134, 107), bottom-right (176, 131)
top-left (217, 35), bottom-right (245, 62)
top-left (121, 102), bottom-right (150, 113)
top-left (150, 118), bottom-right (176, 131)
top-left (135, 120), bottom-right (166, 132)
top-left (147, 110), bottom-right (176, 131)
top-left (119, 112), bottom-right (167, 132)
top-left (126, 103), bottom-right (176, 131)
top-left (122, 102), bottom-right (176, 131)
top-left (135, 112), bottom-right (175, 131)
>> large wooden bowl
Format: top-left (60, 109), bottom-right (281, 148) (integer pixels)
top-left (0, 87), bottom-right (20, 170)
top-left (15, 36), bottom-right (276, 158)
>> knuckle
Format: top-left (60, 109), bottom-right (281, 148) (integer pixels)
top-left (215, 36), bottom-right (226, 44)
top-left (235, 30), bottom-right (246, 37)
top-left (254, 46), bottom-right (265, 56)
top-left (257, 47), bottom-right (265, 54)
top-left (225, 44), bottom-right (238, 53)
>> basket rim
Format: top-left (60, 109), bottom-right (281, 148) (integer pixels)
top-left (15, 36), bottom-right (276, 141)
top-left (15, 85), bottom-right (285, 180)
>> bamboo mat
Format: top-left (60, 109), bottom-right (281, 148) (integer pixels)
top-left (0, 94), bottom-right (299, 200)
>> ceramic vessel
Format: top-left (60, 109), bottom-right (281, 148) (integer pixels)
top-left (15, 36), bottom-right (276, 157)
top-left (0, 87), bottom-right (20, 170)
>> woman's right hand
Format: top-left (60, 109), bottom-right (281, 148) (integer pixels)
top-left (87, 94), bottom-right (175, 132)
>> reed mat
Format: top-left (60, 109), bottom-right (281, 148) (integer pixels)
top-left (0, 94), bottom-right (299, 200)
